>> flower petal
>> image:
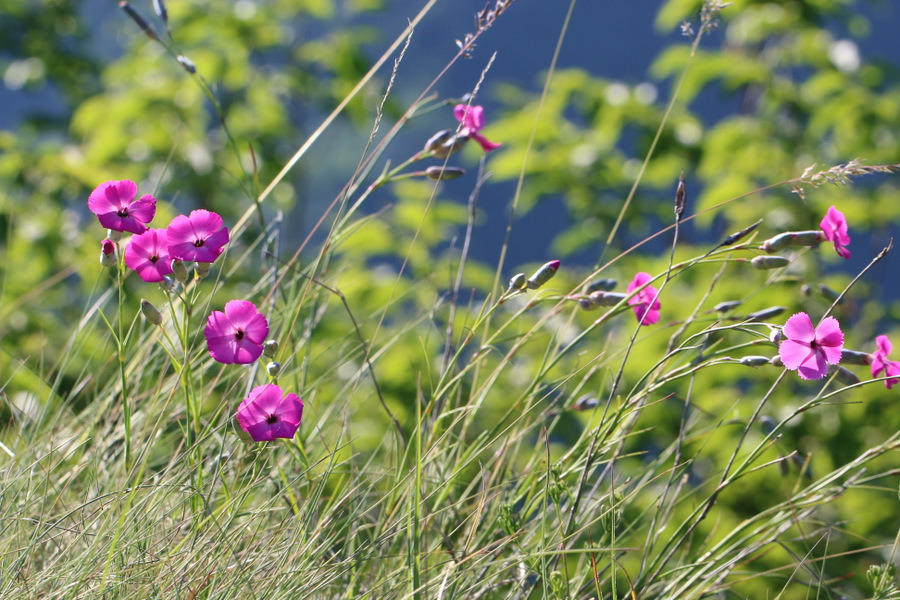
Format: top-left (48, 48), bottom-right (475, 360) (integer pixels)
top-left (782, 312), bottom-right (816, 344)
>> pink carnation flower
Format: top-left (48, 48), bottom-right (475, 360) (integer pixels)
top-left (870, 335), bottom-right (900, 389)
top-left (204, 300), bottom-right (269, 364)
top-left (235, 384), bottom-right (304, 442)
top-left (88, 180), bottom-right (157, 234)
top-left (626, 272), bottom-right (661, 326)
top-left (124, 228), bottom-right (173, 283)
top-left (778, 312), bottom-right (844, 380)
top-left (819, 206), bottom-right (851, 259)
top-left (167, 209), bottom-right (229, 263)
top-left (453, 104), bottom-right (502, 152)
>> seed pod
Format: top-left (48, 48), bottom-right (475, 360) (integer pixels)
top-left (761, 230), bottom-right (823, 253)
top-left (141, 298), bottom-right (162, 326)
top-left (526, 260), bottom-right (560, 290)
top-left (674, 170), bottom-right (686, 220)
top-left (119, 1), bottom-right (160, 41)
top-left (751, 255), bottom-right (790, 270)
top-left (425, 166), bottom-right (465, 181)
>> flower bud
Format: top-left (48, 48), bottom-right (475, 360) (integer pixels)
top-left (119, 1), bottom-right (160, 41)
top-left (585, 278), bottom-right (617, 293)
top-left (425, 166), bottom-right (465, 181)
top-left (171, 259), bottom-right (189, 283)
top-left (424, 129), bottom-right (454, 154)
top-left (746, 306), bottom-right (785, 322)
top-left (759, 415), bottom-right (776, 433)
top-left (770, 354), bottom-right (784, 367)
top-left (140, 299), bottom-right (162, 326)
top-left (572, 395), bottom-right (598, 410)
top-left (266, 361), bottom-right (281, 377)
top-left (833, 365), bottom-right (860, 385)
top-left (840, 349), bottom-right (871, 365)
top-left (817, 284), bottom-right (843, 304)
top-left (433, 135), bottom-right (467, 159)
top-left (177, 55), bottom-right (196, 74)
top-left (526, 260), bottom-right (561, 290)
top-left (751, 255), bottom-right (790, 270)
top-left (713, 300), bottom-right (741, 313)
top-left (721, 219), bottom-right (762, 247)
top-left (507, 272), bottom-right (527, 292)
top-left (152, 0), bottom-right (168, 24)
top-left (196, 262), bottom-right (211, 279)
top-left (588, 291), bottom-right (626, 306)
top-left (263, 340), bottom-right (279, 358)
top-left (739, 355), bottom-right (772, 367)
top-left (159, 276), bottom-right (175, 292)
top-left (674, 171), bottom-right (686, 220)
top-left (107, 229), bottom-right (123, 242)
top-left (576, 297), bottom-right (597, 311)
top-left (100, 239), bottom-right (117, 267)
top-left (761, 230), bottom-right (824, 253)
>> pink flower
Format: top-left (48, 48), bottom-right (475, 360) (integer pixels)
top-left (88, 180), bottom-right (157, 234)
top-left (819, 206), bottom-right (851, 259)
top-left (778, 312), bottom-right (844, 380)
top-left (166, 209), bottom-right (229, 263)
top-left (204, 300), bottom-right (269, 364)
top-left (626, 272), bottom-right (661, 326)
top-left (870, 335), bottom-right (900, 389)
top-left (235, 384), bottom-right (303, 442)
top-left (453, 104), bottom-right (502, 152)
top-left (124, 228), bottom-right (173, 282)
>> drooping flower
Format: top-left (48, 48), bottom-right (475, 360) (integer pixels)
top-left (453, 104), bottom-right (502, 153)
top-left (778, 312), bottom-right (844, 380)
top-left (167, 209), bottom-right (229, 263)
top-left (88, 180), bottom-right (157, 234)
top-left (870, 335), bottom-right (900, 389)
top-left (204, 300), bottom-right (269, 365)
top-left (626, 272), bottom-right (661, 326)
top-left (819, 206), bottom-right (851, 259)
top-left (124, 228), bottom-right (173, 282)
top-left (235, 384), bottom-right (303, 442)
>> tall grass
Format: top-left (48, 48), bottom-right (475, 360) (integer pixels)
top-left (2, 1), bottom-right (900, 599)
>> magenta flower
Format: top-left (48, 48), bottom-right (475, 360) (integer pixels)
top-left (235, 384), bottom-right (303, 442)
top-left (87, 180), bottom-right (157, 234)
top-left (167, 209), bottom-right (229, 263)
top-left (778, 312), bottom-right (844, 380)
top-left (124, 228), bottom-right (173, 283)
top-left (626, 272), bottom-right (661, 326)
top-left (453, 104), bottom-right (502, 152)
top-left (870, 335), bottom-right (900, 389)
top-left (819, 206), bottom-right (851, 259)
top-left (204, 300), bottom-right (269, 365)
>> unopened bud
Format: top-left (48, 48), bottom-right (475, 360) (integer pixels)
top-left (746, 306), bottom-right (785, 322)
top-left (590, 291), bottom-right (626, 306)
top-left (739, 355), bottom-right (772, 367)
top-left (770, 354), bottom-right (784, 367)
top-left (159, 275), bottom-right (175, 291)
top-left (196, 262), bottom-right (211, 279)
top-left (424, 130), bottom-right (454, 154)
top-left (433, 135), bottom-right (467, 159)
top-left (572, 395), bottom-right (598, 411)
top-left (721, 219), bottom-right (762, 247)
top-left (585, 278), bottom-right (617, 293)
top-left (119, 1), bottom-right (160, 41)
top-left (263, 340), bottom-right (279, 358)
top-left (107, 229), bottom-right (123, 242)
top-left (761, 230), bottom-right (824, 253)
top-left (833, 365), bottom-right (860, 385)
top-left (526, 260), bottom-right (561, 290)
top-left (141, 299), bottom-right (162, 326)
top-left (674, 170), bottom-right (686, 220)
top-left (266, 361), bottom-right (281, 377)
top-left (425, 166), bottom-right (465, 181)
top-left (751, 255), bottom-right (790, 270)
top-left (177, 55), bottom-right (196, 74)
top-left (713, 300), bottom-right (741, 313)
top-left (759, 415), bottom-right (776, 433)
top-left (508, 272), bottom-right (527, 292)
top-left (100, 239), bottom-right (117, 267)
top-left (171, 259), bottom-right (189, 283)
top-left (840, 349), bottom-right (871, 365)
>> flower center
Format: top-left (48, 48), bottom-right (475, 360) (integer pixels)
top-left (193, 239), bottom-right (206, 248)
top-left (266, 413), bottom-right (278, 424)
top-left (234, 329), bottom-right (245, 341)
top-left (149, 254), bottom-right (159, 263)
top-left (117, 208), bottom-right (130, 217)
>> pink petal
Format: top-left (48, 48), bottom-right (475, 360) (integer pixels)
top-left (779, 338), bottom-right (813, 370)
top-left (470, 132), bottom-right (502, 152)
top-left (796, 349), bottom-right (829, 380)
top-left (88, 180), bottom-right (137, 214)
top-left (814, 316), bottom-right (844, 350)
top-left (782, 312), bottom-right (816, 344)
